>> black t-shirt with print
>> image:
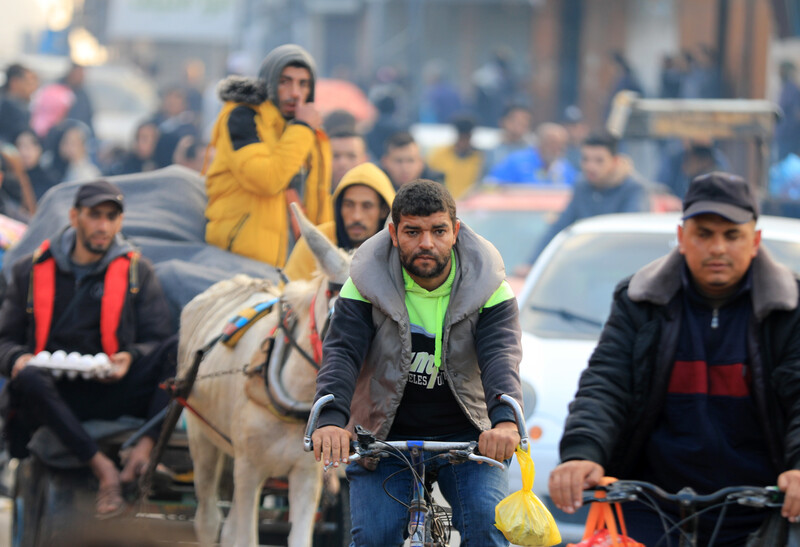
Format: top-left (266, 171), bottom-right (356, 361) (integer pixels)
top-left (387, 323), bottom-right (477, 440)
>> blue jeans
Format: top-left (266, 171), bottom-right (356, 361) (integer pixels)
top-left (346, 452), bottom-right (509, 546)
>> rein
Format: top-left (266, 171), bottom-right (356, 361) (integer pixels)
top-left (276, 280), bottom-right (341, 370)
top-left (277, 299), bottom-right (321, 370)
top-left (162, 280), bottom-right (340, 435)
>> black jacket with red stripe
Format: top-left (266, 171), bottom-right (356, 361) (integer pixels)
top-left (0, 227), bottom-right (172, 377)
top-left (560, 246), bottom-right (800, 478)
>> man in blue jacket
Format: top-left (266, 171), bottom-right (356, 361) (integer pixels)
top-left (531, 132), bottom-right (648, 260)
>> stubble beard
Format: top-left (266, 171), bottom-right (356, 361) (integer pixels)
top-left (400, 249), bottom-right (450, 279)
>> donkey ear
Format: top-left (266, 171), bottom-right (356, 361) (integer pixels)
top-left (289, 202), bottom-right (350, 284)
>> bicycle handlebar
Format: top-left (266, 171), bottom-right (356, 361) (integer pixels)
top-left (583, 479), bottom-right (784, 509)
top-left (303, 393), bottom-right (334, 451)
top-left (343, 439), bottom-right (506, 469)
top-left (303, 392), bottom-right (529, 453)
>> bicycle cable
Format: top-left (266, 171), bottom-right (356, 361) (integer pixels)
top-left (372, 444), bottom-right (456, 545)
top-left (372, 441), bottom-right (426, 509)
top-left (707, 502), bottom-right (729, 547)
top-left (652, 500), bottom-right (734, 547)
top-left (378, 450), bottom-right (451, 508)
top-left (382, 466), bottom-right (417, 509)
top-left (636, 489), bottom-right (683, 547)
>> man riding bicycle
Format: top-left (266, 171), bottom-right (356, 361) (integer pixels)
top-left (549, 172), bottom-right (800, 544)
top-left (311, 179), bottom-right (523, 546)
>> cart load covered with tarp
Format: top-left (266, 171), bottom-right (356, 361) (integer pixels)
top-left (2, 165), bottom-right (281, 331)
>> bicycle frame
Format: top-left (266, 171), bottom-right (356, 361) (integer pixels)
top-left (304, 393), bottom-right (528, 546)
top-left (407, 444), bottom-right (433, 547)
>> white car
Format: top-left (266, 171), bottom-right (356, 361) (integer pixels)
top-left (509, 212), bottom-right (800, 542)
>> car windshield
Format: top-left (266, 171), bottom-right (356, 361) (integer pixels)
top-left (762, 239), bottom-right (800, 273)
top-left (520, 230), bottom-right (800, 340)
top-left (458, 210), bottom-right (557, 273)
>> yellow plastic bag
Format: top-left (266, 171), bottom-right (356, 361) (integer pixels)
top-left (495, 445), bottom-right (562, 546)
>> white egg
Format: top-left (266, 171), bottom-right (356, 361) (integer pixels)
top-left (78, 355), bottom-right (94, 370)
top-left (51, 350), bottom-right (67, 363)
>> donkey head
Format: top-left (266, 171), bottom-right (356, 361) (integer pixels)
top-left (289, 202), bottom-right (350, 285)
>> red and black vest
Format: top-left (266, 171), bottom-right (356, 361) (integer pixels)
top-left (27, 239), bottom-right (140, 356)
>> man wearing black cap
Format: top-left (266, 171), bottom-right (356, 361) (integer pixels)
top-left (548, 172), bottom-right (800, 543)
top-left (0, 179), bottom-right (172, 518)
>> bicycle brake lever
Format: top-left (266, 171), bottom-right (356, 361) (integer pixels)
top-left (323, 452), bottom-right (362, 472)
top-left (468, 454), bottom-right (506, 468)
top-left (582, 485), bottom-right (636, 504)
top-left (733, 488), bottom-right (785, 508)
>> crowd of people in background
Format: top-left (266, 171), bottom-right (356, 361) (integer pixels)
top-left (1, 46), bottom-right (800, 270)
top-left (4, 41), bottom-right (800, 538)
top-left (0, 61), bottom-right (208, 222)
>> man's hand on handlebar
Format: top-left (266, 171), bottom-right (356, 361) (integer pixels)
top-left (779, 469), bottom-right (800, 523)
top-left (311, 425), bottom-right (353, 468)
top-left (479, 422), bottom-right (520, 463)
top-left (548, 459), bottom-right (605, 514)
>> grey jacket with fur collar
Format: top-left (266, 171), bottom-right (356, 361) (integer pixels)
top-left (560, 247), bottom-right (800, 476)
top-left (628, 246), bottom-right (798, 321)
top-left (216, 76), bottom-right (268, 106)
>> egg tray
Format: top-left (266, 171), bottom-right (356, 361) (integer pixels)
top-left (27, 351), bottom-right (113, 380)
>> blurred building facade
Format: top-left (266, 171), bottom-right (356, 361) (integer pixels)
top-left (6, 0), bottom-right (781, 128)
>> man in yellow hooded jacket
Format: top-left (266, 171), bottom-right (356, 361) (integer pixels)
top-left (284, 162), bottom-right (395, 281)
top-left (205, 44), bottom-right (333, 267)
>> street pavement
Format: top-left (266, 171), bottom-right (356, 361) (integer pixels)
top-left (0, 469), bottom-right (463, 546)
top-left (0, 497), bottom-right (10, 545)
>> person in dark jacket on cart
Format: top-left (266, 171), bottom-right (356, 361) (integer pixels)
top-left (0, 179), bottom-right (172, 518)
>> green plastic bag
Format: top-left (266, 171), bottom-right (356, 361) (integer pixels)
top-left (495, 445), bottom-right (562, 546)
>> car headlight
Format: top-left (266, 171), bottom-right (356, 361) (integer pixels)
top-left (521, 379), bottom-right (536, 419)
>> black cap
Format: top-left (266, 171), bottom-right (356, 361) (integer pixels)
top-left (682, 172), bottom-right (758, 224)
top-left (73, 180), bottom-right (124, 212)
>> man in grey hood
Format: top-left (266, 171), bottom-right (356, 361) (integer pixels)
top-left (205, 43), bottom-right (333, 267)
top-left (0, 180), bottom-right (172, 518)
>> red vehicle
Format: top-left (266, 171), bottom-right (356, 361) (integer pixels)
top-left (457, 184), bottom-right (681, 293)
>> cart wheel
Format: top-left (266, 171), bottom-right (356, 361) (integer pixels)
top-left (12, 458), bottom-right (46, 547)
top-left (35, 468), bottom-right (96, 545)
top-left (314, 478), bottom-right (351, 547)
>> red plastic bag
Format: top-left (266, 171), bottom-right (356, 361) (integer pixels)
top-left (566, 478), bottom-right (644, 547)
top-left (568, 529), bottom-right (644, 547)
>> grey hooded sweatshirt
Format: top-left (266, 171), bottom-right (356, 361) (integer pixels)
top-left (315, 223), bottom-right (523, 441)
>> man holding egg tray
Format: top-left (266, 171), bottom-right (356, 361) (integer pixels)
top-left (0, 179), bottom-right (172, 518)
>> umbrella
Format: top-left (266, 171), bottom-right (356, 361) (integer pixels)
top-left (313, 78), bottom-right (376, 123)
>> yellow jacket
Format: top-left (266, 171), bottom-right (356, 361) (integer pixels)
top-left (427, 145), bottom-right (483, 199)
top-left (283, 162), bottom-right (395, 281)
top-left (205, 84), bottom-right (332, 267)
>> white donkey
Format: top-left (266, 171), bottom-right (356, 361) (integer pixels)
top-left (177, 205), bottom-right (350, 547)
